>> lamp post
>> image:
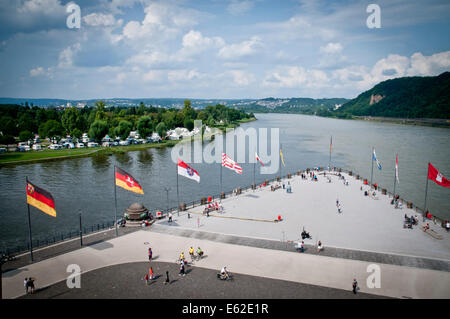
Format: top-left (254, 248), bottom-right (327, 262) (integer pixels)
top-left (163, 186), bottom-right (170, 216)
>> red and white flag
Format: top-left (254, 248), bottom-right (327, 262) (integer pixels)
top-left (222, 153), bottom-right (242, 174)
top-left (255, 152), bottom-right (264, 166)
top-left (177, 158), bottom-right (200, 183)
top-left (428, 163), bottom-right (450, 187)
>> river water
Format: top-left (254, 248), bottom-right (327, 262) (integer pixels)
top-left (0, 113), bottom-right (449, 251)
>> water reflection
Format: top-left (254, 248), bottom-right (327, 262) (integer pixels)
top-left (91, 152), bottom-right (111, 171)
top-left (137, 149), bottom-right (153, 165)
top-left (114, 151), bottom-right (132, 166)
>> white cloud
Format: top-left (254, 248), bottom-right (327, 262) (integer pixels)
top-left (218, 36), bottom-right (262, 60)
top-left (320, 42), bottom-right (343, 54)
top-left (168, 69), bottom-right (203, 82)
top-left (29, 66), bottom-right (45, 77)
top-left (263, 66), bottom-right (329, 88)
top-left (58, 43), bottom-right (81, 68)
top-left (227, 0), bottom-right (255, 16)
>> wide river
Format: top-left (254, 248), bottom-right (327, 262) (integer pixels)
top-left (1, 113), bottom-right (449, 251)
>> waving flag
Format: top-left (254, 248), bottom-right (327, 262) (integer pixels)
top-left (222, 153), bottom-right (242, 174)
top-left (26, 179), bottom-right (56, 217)
top-left (178, 159), bottom-right (200, 182)
top-left (255, 152), bottom-right (264, 166)
top-left (115, 166), bottom-right (144, 194)
top-left (428, 163), bottom-right (450, 187)
top-left (373, 149), bottom-right (382, 170)
top-left (280, 149), bottom-right (285, 167)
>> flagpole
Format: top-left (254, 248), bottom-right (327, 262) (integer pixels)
top-left (423, 162), bottom-right (430, 222)
top-left (370, 147), bottom-right (374, 189)
top-left (393, 154), bottom-right (397, 199)
top-left (26, 177), bottom-right (33, 262)
top-left (279, 144), bottom-right (282, 180)
top-left (176, 161), bottom-right (180, 213)
top-left (253, 162), bottom-right (256, 190)
top-left (113, 166), bottom-right (118, 236)
top-left (329, 136), bottom-right (332, 170)
top-left (220, 158), bottom-right (223, 198)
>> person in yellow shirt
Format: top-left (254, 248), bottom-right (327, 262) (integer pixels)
top-left (189, 247), bottom-right (194, 260)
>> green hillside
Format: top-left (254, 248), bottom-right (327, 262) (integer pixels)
top-left (336, 72), bottom-right (450, 119)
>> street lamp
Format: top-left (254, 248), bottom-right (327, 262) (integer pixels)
top-left (163, 186), bottom-right (170, 216)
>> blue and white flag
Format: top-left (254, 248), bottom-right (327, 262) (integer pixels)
top-left (373, 149), bottom-right (382, 170)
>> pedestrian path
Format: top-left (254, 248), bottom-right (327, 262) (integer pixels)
top-left (2, 229), bottom-right (450, 299)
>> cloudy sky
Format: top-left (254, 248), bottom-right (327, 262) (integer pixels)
top-left (0, 0), bottom-right (449, 100)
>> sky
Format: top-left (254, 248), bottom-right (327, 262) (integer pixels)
top-left (0, 0), bottom-right (449, 100)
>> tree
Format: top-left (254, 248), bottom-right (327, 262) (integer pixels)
top-left (115, 120), bottom-right (132, 140)
top-left (137, 116), bottom-right (154, 138)
top-left (88, 120), bottom-right (108, 142)
top-left (38, 120), bottom-right (64, 139)
top-left (71, 128), bottom-right (82, 141)
top-left (184, 118), bottom-right (194, 131)
top-left (155, 122), bottom-right (167, 138)
top-left (94, 101), bottom-right (107, 121)
top-left (62, 107), bottom-right (82, 134)
top-left (0, 134), bottom-right (15, 145)
top-left (19, 130), bottom-right (33, 142)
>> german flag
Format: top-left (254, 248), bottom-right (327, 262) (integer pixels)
top-left (115, 166), bottom-right (144, 194)
top-left (26, 180), bottom-right (56, 217)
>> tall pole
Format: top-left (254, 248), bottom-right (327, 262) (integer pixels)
top-left (220, 158), bottom-right (223, 198)
top-left (423, 163), bottom-right (430, 222)
top-left (393, 153), bottom-right (397, 199)
top-left (279, 144), bottom-right (282, 180)
top-left (27, 203), bottom-right (33, 262)
top-left (176, 161), bottom-right (180, 214)
top-left (113, 166), bottom-right (118, 236)
top-left (26, 176), bottom-right (33, 262)
top-left (79, 211), bottom-right (83, 246)
top-left (370, 147), bottom-right (374, 189)
top-left (253, 162), bottom-right (256, 190)
top-left (329, 136), bottom-right (332, 171)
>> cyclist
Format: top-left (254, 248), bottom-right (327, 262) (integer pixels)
top-left (220, 266), bottom-right (229, 280)
top-left (189, 247), bottom-right (195, 260)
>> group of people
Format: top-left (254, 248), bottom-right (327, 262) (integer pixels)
top-left (24, 277), bottom-right (35, 294)
top-left (404, 214), bottom-right (419, 229)
top-left (203, 202), bottom-right (223, 215)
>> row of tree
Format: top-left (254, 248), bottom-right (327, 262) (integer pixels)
top-left (0, 100), bottom-right (254, 144)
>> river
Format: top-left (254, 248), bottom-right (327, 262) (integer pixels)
top-left (0, 113), bottom-right (449, 251)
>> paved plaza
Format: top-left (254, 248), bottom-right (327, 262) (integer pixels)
top-left (181, 172), bottom-right (450, 260)
top-left (2, 171), bottom-right (450, 300)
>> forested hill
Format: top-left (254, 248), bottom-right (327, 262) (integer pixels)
top-left (336, 72), bottom-right (450, 119)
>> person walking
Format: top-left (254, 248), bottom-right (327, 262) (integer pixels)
top-left (179, 262), bottom-right (185, 276)
top-left (164, 271), bottom-right (170, 285)
top-left (24, 278), bottom-right (29, 294)
top-left (352, 278), bottom-right (358, 294)
top-left (149, 267), bottom-right (154, 280)
top-left (144, 273), bottom-right (149, 285)
top-left (148, 247), bottom-right (153, 261)
top-left (168, 212), bottom-right (173, 223)
top-left (28, 277), bottom-right (35, 294)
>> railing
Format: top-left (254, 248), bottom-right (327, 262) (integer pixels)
top-left (0, 220), bottom-right (115, 257)
top-left (3, 166), bottom-right (446, 257)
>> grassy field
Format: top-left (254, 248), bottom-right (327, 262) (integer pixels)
top-left (0, 141), bottom-right (179, 165)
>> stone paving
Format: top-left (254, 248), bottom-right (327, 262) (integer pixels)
top-left (172, 171), bottom-right (450, 260)
top-left (19, 261), bottom-right (387, 299)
